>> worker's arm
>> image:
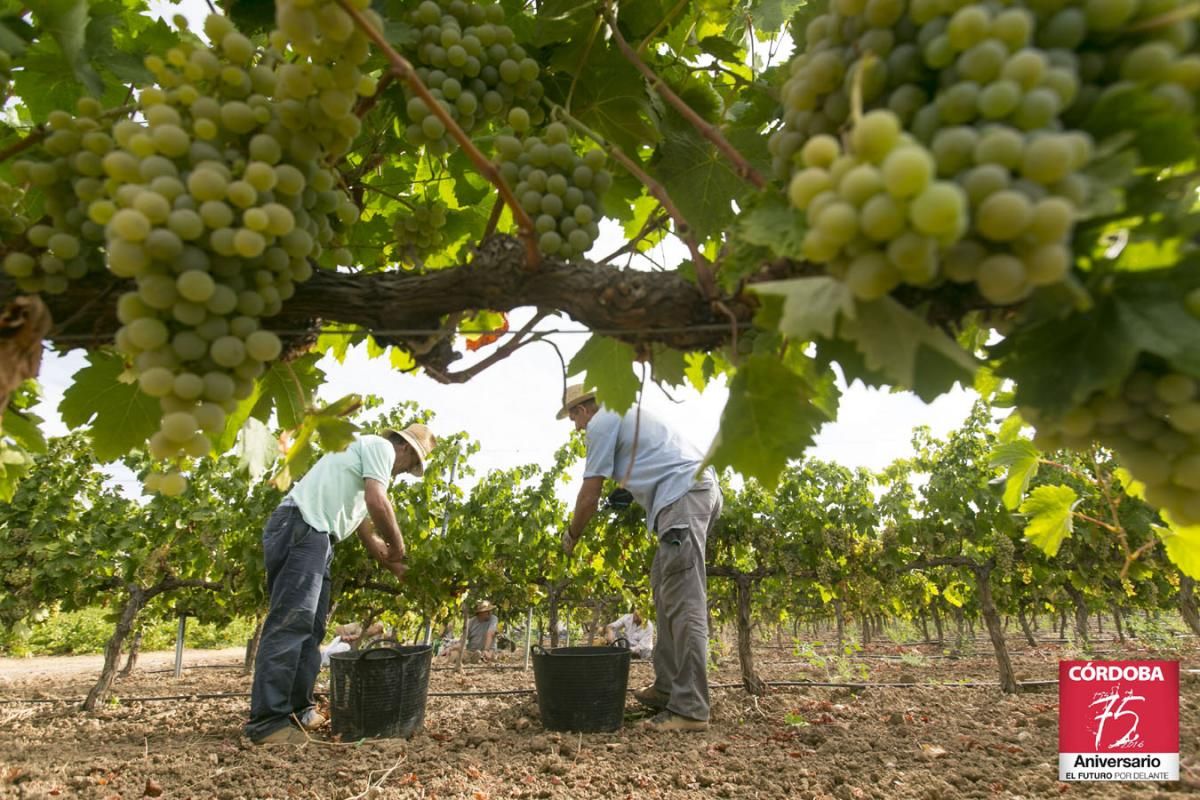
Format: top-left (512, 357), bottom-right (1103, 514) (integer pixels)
top-left (364, 478), bottom-right (405, 561)
top-left (563, 476), bottom-right (605, 555)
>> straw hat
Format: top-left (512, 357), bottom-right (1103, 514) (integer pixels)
top-left (556, 383), bottom-right (597, 420)
top-left (383, 423), bottom-right (436, 476)
top-left (474, 600), bottom-right (495, 614)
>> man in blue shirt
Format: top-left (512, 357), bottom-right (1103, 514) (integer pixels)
top-left (559, 385), bottom-right (721, 732)
top-left (244, 424), bottom-right (436, 745)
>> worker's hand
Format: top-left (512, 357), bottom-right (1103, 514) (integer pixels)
top-left (561, 530), bottom-right (576, 557)
top-left (385, 542), bottom-right (407, 562)
top-left (383, 559), bottom-right (409, 580)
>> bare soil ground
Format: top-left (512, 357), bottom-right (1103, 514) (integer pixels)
top-left (0, 636), bottom-right (1197, 799)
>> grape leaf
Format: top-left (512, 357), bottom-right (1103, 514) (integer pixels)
top-left (1155, 519), bottom-right (1200, 580)
top-left (235, 417), bottom-right (275, 482)
top-left (650, 345), bottom-right (688, 388)
top-left (737, 197), bottom-right (806, 260)
top-left (557, 50), bottom-right (659, 153)
top-left (752, 0), bottom-right (805, 33)
top-left (59, 350), bottom-right (160, 462)
top-left (989, 439), bottom-right (1040, 510)
top-left (699, 35), bottom-right (742, 62)
top-left (1020, 484), bottom-right (1077, 557)
top-left (753, 276), bottom-right (854, 341)
top-left (566, 335), bottom-right (640, 415)
top-left (840, 296), bottom-right (977, 401)
top-left (705, 354), bottom-right (830, 487)
top-left (252, 355), bottom-right (323, 431)
top-left (652, 119), bottom-right (745, 241)
top-left (1112, 268), bottom-right (1200, 375)
top-left (27, 0), bottom-right (101, 96)
top-left (2, 405), bottom-right (46, 454)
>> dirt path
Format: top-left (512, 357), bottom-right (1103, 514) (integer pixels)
top-left (1, 640), bottom-right (1196, 799)
top-left (0, 648), bottom-right (244, 682)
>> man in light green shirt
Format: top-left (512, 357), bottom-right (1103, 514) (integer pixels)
top-left (245, 424), bottom-right (436, 745)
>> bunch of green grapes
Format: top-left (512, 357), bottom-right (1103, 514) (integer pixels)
top-left (3, 100), bottom-right (112, 295)
top-left (1023, 366), bottom-right (1200, 527)
top-left (392, 200), bottom-right (449, 258)
top-left (771, 0), bottom-right (1200, 308)
top-left (400, 0), bottom-right (544, 152)
top-left (272, 0), bottom-right (380, 159)
top-left (5, 9), bottom-right (372, 495)
top-left (991, 530), bottom-right (1015, 575)
top-left (494, 121), bottom-right (609, 259)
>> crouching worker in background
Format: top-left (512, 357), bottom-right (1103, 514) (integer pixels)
top-left (320, 621), bottom-right (386, 668)
top-left (606, 609), bottom-right (654, 660)
top-left (245, 424), bottom-right (436, 745)
top-left (440, 600), bottom-right (500, 663)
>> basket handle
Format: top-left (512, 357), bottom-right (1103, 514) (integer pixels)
top-left (355, 637), bottom-right (406, 659)
top-left (362, 637), bottom-right (402, 651)
top-left (531, 644), bottom-right (546, 656)
top-left (613, 637), bottom-right (629, 650)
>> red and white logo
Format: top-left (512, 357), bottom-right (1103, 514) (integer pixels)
top-left (1059, 661), bottom-right (1179, 782)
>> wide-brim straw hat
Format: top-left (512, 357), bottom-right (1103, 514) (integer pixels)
top-left (474, 600), bottom-right (494, 614)
top-left (383, 423), bottom-right (436, 476)
top-left (556, 383), bottom-right (597, 420)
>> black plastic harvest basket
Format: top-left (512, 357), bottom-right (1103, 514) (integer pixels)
top-left (531, 638), bottom-right (631, 732)
top-left (329, 641), bottom-right (432, 740)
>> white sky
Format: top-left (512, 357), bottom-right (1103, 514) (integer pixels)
top-left (28, 0), bottom-right (981, 497)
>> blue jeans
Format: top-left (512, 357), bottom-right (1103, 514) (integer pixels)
top-left (244, 500), bottom-right (333, 741)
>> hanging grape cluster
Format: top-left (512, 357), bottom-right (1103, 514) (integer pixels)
top-left (392, 200), bottom-right (449, 258)
top-left (2, 5), bottom-right (377, 494)
top-left (769, 0), bottom-right (1198, 307)
top-left (400, 0), bottom-right (544, 152)
top-left (494, 121), bottom-right (610, 259)
top-left (1024, 367), bottom-right (1200, 526)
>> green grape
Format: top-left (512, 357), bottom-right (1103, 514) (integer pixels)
top-left (126, 317), bottom-right (170, 350)
top-left (973, 127), bottom-right (1024, 168)
top-left (157, 471), bottom-right (189, 496)
top-left (203, 371), bottom-right (236, 402)
top-left (908, 182), bottom-right (966, 238)
top-left (881, 146), bottom-right (934, 198)
top-left (195, 402), bottom-right (227, 434)
top-left (138, 367), bottom-right (176, 397)
top-left (211, 335), bottom-right (246, 368)
top-left (110, 209), bottom-right (151, 242)
top-left (1026, 197), bottom-right (1074, 243)
top-left (845, 251), bottom-right (900, 299)
top-left (245, 330), bottom-right (282, 361)
top-left (860, 193), bottom-right (906, 241)
top-left (887, 231), bottom-right (939, 283)
top-left (161, 411), bottom-right (198, 443)
top-left (172, 331), bottom-right (209, 361)
top-left (177, 270), bottom-right (216, 303)
top-left (850, 109), bottom-right (902, 163)
top-left (838, 164), bottom-right (884, 206)
top-left (802, 135), bottom-right (841, 168)
top-left (1020, 135), bottom-right (1073, 184)
top-left (148, 432), bottom-right (178, 460)
top-left (960, 164), bottom-right (1010, 207)
top-left (977, 79), bottom-right (1022, 119)
top-left (1024, 243), bottom-right (1070, 285)
top-left (976, 190), bottom-right (1033, 241)
top-left (173, 372), bottom-right (205, 400)
top-left (977, 253), bottom-right (1028, 304)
